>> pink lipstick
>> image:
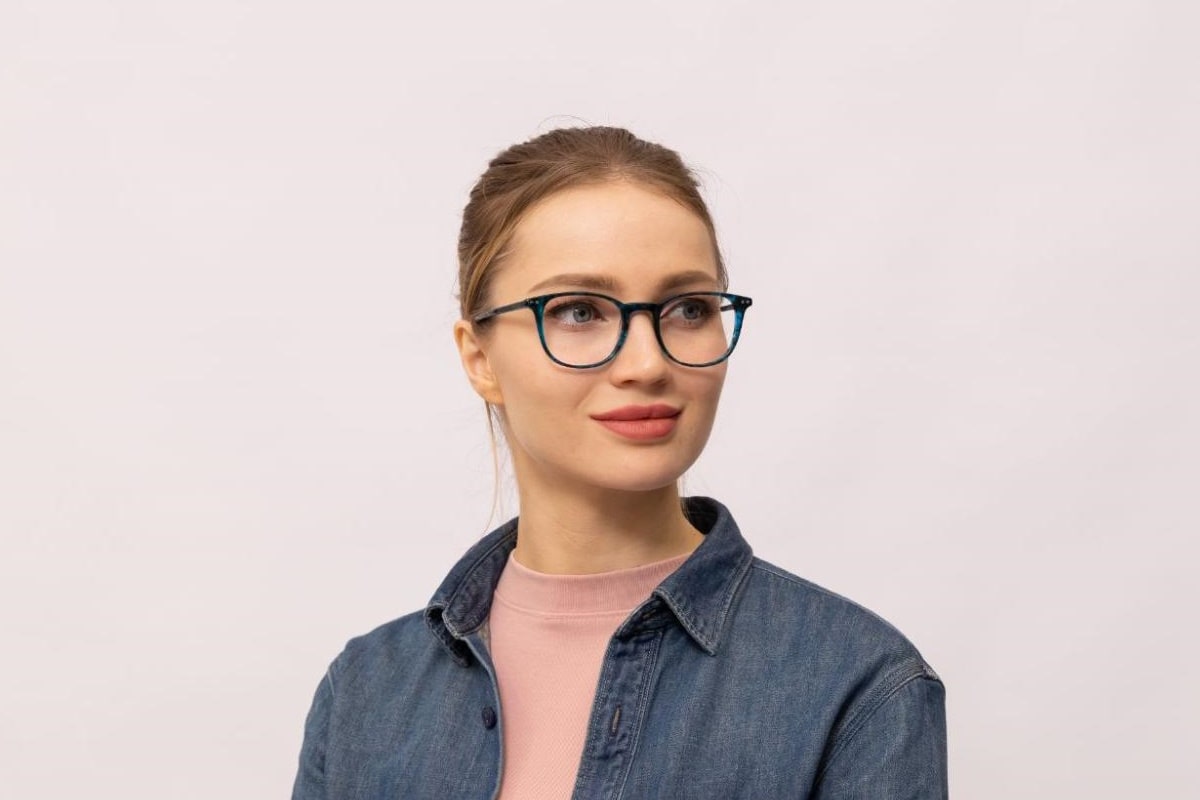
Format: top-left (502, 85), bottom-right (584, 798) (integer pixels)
top-left (590, 404), bottom-right (681, 441)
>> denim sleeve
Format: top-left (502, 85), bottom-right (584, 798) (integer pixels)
top-left (813, 668), bottom-right (949, 799)
top-left (291, 660), bottom-right (337, 800)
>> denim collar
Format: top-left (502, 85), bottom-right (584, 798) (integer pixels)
top-left (424, 496), bottom-right (755, 666)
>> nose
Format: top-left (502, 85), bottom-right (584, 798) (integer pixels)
top-left (608, 310), bottom-right (670, 384)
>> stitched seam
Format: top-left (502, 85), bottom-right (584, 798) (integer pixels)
top-left (814, 667), bottom-right (937, 784)
top-left (491, 590), bottom-right (646, 619)
top-left (439, 528), bottom-right (517, 637)
top-left (751, 561), bottom-right (915, 643)
top-left (709, 548), bottom-right (755, 650)
top-left (652, 586), bottom-right (711, 650)
top-left (655, 547), bottom-right (754, 654)
top-left (612, 630), bottom-right (665, 800)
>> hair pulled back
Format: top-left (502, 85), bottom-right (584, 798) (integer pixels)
top-left (456, 126), bottom-right (726, 321)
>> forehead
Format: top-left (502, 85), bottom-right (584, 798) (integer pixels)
top-left (495, 180), bottom-right (719, 297)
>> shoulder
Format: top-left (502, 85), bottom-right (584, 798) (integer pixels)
top-left (325, 609), bottom-right (439, 687)
top-left (744, 558), bottom-right (922, 642)
top-left (733, 556), bottom-right (940, 682)
top-left (728, 557), bottom-right (944, 754)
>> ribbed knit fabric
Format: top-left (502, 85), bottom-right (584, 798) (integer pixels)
top-left (489, 549), bottom-right (692, 799)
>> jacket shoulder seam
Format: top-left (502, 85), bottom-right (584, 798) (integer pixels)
top-left (750, 559), bottom-right (924, 653)
top-left (815, 664), bottom-right (942, 783)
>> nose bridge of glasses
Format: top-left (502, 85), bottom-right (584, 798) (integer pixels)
top-left (622, 302), bottom-right (665, 335)
top-left (612, 302), bottom-right (668, 364)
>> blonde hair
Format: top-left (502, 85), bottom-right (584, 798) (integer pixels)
top-left (457, 126), bottom-right (726, 321)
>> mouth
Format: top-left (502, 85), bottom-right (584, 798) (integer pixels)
top-left (590, 404), bottom-right (681, 440)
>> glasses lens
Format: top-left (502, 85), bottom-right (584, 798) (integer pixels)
top-left (540, 294), bottom-right (624, 367)
top-left (659, 293), bottom-right (739, 366)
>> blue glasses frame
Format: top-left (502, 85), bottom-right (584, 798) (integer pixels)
top-left (471, 291), bottom-right (753, 369)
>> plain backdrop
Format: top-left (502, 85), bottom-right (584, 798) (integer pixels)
top-left (2, 1), bottom-right (1197, 797)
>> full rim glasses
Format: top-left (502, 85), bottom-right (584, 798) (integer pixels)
top-left (471, 291), bottom-right (753, 369)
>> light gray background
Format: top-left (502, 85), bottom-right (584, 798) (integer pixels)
top-left (2, 1), bottom-right (1197, 797)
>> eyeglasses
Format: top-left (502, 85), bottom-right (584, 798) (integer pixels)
top-left (471, 291), bottom-right (753, 369)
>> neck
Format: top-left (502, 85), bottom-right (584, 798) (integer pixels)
top-left (511, 481), bottom-right (703, 575)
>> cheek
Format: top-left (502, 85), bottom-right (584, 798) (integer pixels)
top-left (685, 367), bottom-right (727, 410)
top-left (493, 357), bottom-right (589, 435)
top-left (489, 334), bottom-right (547, 402)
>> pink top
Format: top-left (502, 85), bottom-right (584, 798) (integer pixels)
top-left (488, 549), bottom-right (692, 799)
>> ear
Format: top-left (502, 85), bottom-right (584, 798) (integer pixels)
top-left (453, 319), bottom-right (505, 406)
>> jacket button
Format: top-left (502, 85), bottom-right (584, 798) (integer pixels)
top-left (481, 705), bottom-right (497, 729)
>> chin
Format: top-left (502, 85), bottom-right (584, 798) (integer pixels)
top-left (596, 474), bottom-right (683, 494)
top-left (511, 431), bottom-right (703, 496)
top-left (582, 457), bottom-right (696, 494)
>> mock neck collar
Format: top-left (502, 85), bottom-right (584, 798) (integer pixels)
top-left (494, 549), bottom-right (692, 616)
top-left (424, 496), bottom-right (755, 666)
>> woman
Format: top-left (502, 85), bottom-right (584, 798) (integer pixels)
top-left (292, 127), bottom-right (948, 799)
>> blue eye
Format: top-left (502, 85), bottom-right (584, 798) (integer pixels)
top-left (546, 298), bottom-right (607, 326)
top-left (664, 296), bottom-right (717, 325)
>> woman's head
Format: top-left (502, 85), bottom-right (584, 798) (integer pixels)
top-left (453, 127), bottom-right (742, 499)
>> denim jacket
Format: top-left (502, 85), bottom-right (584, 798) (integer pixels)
top-left (293, 496), bottom-right (948, 799)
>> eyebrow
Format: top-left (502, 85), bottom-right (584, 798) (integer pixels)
top-left (527, 269), bottom-right (719, 295)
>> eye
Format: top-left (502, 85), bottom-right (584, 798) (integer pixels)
top-left (546, 298), bottom-right (608, 326)
top-left (664, 296), bottom-right (717, 324)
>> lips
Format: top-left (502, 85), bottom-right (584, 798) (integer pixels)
top-left (590, 404), bottom-right (681, 440)
top-left (590, 404), bottom-right (681, 422)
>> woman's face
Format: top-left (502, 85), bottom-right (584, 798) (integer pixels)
top-left (455, 180), bottom-right (728, 495)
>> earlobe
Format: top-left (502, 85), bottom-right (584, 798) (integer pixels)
top-left (453, 319), bottom-right (504, 406)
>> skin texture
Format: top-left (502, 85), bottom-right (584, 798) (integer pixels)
top-left (454, 180), bottom-right (728, 575)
